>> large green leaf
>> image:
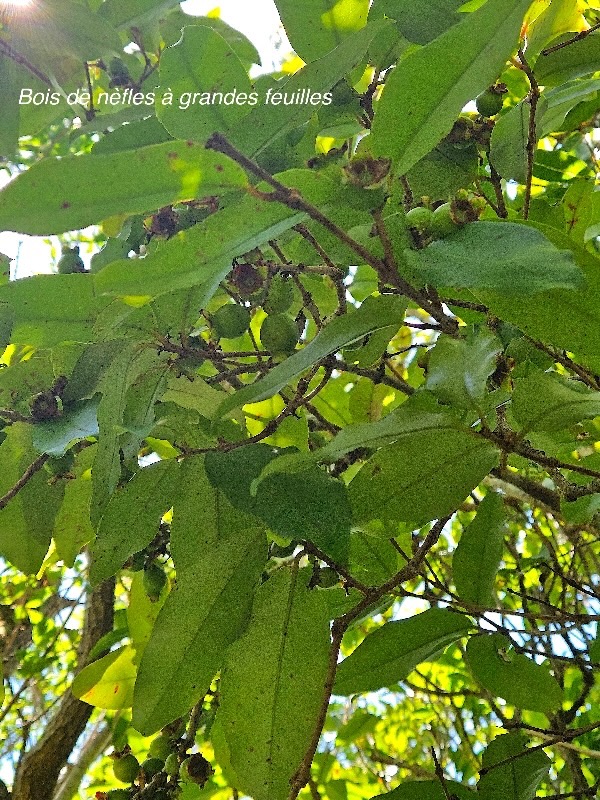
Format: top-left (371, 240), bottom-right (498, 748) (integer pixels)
top-left (94, 169), bottom-right (338, 298)
top-left (0, 142), bottom-right (247, 235)
top-left (0, 424), bottom-right (64, 574)
top-left (132, 458), bottom-right (267, 735)
top-left (157, 26), bottom-right (253, 143)
top-left (349, 427), bottom-right (499, 526)
top-left (477, 733), bottom-right (551, 800)
top-left (216, 567), bottom-right (331, 800)
top-left (372, 781), bottom-right (474, 800)
top-left (404, 222), bottom-right (583, 294)
top-left (334, 608), bottom-right (472, 695)
top-left (273, 0), bottom-right (370, 62)
top-left (369, 0), bottom-right (464, 45)
top-left (0, 274), bottom-right (111, 347)
top-left (370, 0), bottom-right (531, 173)
top-left (32, 397), bottom-right (99, 457)
top-left (535, 32), bottom-right (600, 86)
top-left (465, 633), bottom-right (564, 714)
top-left (426, 329), bottom-right (501, 412)
top-left (229, 20), bottom-right (390, 158)
top-left (215, 295), bottom-right (407, 419)
top-left (205, 445), bottom-right (352, 564)
top-left (510, 370), bottom-right (600, 433)
top-left (453, 493), bottom-right (505, 607)
top-left (90, 459), bottom-right (180, 586)
top-left (477, 224), bottom-right (600, 373)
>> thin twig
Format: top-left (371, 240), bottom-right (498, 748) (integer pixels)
top-left (517, 48), bottom-right (541, 219)
top-left (0, 454), bottom-right (49, 511)
top-left (541, 23), bottom-right (600, 55)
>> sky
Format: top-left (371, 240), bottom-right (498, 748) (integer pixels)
top-left (0, 0), bottom-right (289, 278)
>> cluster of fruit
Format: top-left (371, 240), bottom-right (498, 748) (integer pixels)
top-left (405, 189), bottom-right (486, 242)
top-left (97, 734), bottom-right (213, 800)
top-left (211, 268), bottom-right (301, 355)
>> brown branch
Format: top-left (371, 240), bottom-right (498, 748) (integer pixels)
top-left (541, 24), bottom-right (600, 55)
top-left (0, 38), bottom-right (53, 87)
top-left (205, 133), bottom-right (458, 335)
top-left (12, 579), bottom-right (115, 800)
top-left (0, 454), bottom-right (49, 511)
top-left (288, 516), bottom-right (452, 799)
top-left (517, 48), bottom-right (541, 219)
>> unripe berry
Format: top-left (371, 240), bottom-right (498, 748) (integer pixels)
top-left (475, 85), bottom-right (506, 117)
top-left (260, 313), bottom-right (299, 355)
top-left (148, 734), bottom-right (172, 761)
top-left (141, 757), bottom-right (164, 779)
top-left (405, 206), bottom-right (433, 233)
top-left (264, 273), bottom-right (295, 314)
top-left (212, 304), bottom-right (251, 339)
top-left (164, 753), bottom-right (179, 777)
top-left (429, 203), bottom-right (461, 239)
top-left (112, 754), bottom-right (140, 784)
top-left (179, 753), bottom-right (213, 786)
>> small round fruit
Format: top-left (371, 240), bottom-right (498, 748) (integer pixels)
top-left (164, 753), bottom-right (179, 777)
top-left (143, 563), bottom-right (167, 602)
top-left (476, 88), bottom-right (504, 117)
top-left (405, 206), bottom-right (433, 233)
top-left (149, 734), bottom-right (172, 761)
top-left (179, 754), bottom-right (213, 786)
top-left (430, 203), bottom-right (461, 239)
top-left (57, 245), bottom-right (85, 274)
top-left (112, 754), bottom-right (140, 784)
top-left (230, 263), bottom-right (263, 296)
top-left (212, 304), bottom-right (251, 339)
top-left (260, 313), bottom-right (299, 355)
top-left (264, 273), bottom-right (294, 314)
top-left (141, 757), bottom-right (164, 779)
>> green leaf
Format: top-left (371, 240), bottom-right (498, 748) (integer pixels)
top-left (477, 733), bottom-right (551, 800)
top-left (53, 446), bottom-right (96, 568)
top-left (230, 20), bottom-right (391, 158)
top-left (132, 458), bottom-right (267, 735)
top-left (477, 224), bottom-right (600, 374)
top-left (349, 427), bottom-right (499, 526)
top-left (465, 633), bottom-right (564, 714)
top-left (0, 424), bottom-right (63, 574)
top-left (157, 26), bottom-right (253, 143)
top-left (334, 608), bottom-right (472, 695)
top-left (369, 0), bottom-right (464, 45)
top-left (489, 101), bottom-right (535, 184)
top-left (0, 274), bottom-right (110, 348)
top-left (273, 0), bottom-right (370, 62)
top-left (0, 55), bottom-right (19, 160)
top-left (72, 645), bottom-right (137, 710)
top-left (90, 459), bottom-right (180, 586)
top-left (453, 493), bottom-right (505, 606)
top-left (215, 295), bottom-right (407, 419)
top-left (370, 0), bottom-right (532, 174)
top-left (534, 32), bottom-right (600, 86)
top-left (404, 222), bottom-right (583, 293)
top-left (205, 445), bottom-right (351, 564)
top-left (32, 397), bottom-right (99, 457)
top-left (98, 0), bottom-right (182, 31)
top-left (216, 567), bottom-right (331, 800)
top-left (372, 780), bottom-right (474, 800)
top-left (511, 371), bottom-right (600, 433)
top-left (0, 142), bottom-right (247, 235)
top-left (94, 170), bottom-right (338, 298)
top-left (426, 329), bottom-right (501, 411)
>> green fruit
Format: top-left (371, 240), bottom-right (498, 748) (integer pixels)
top-left (57, 246), bottom-right (85, 274)
top-left (476, 88), bottom-right (504, 117)
top-left (143, 563), bottom-right (167, 602)
top-left (149, 734), bottom-right (172, 761)
top-left (212, 304), bottom-right (251, 339)
top-left (112, 754), bottom-right (140, 784)
top-left (260, 313), bottom-right (299, 355)
top-left (179, 754), bottom-right (213, 786)
top-left (230, 263), bottom-right (263, 296)
top-left (141, 757), bottom-right (164, 778)
top-left (430, 203), bottom-right (461, 239)
top-left (405, 206), bottom-right (433, 233)
top-left (264, 273), bottom-right (294, 314)
top-left (164, 753), bottom-right (179, 777)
